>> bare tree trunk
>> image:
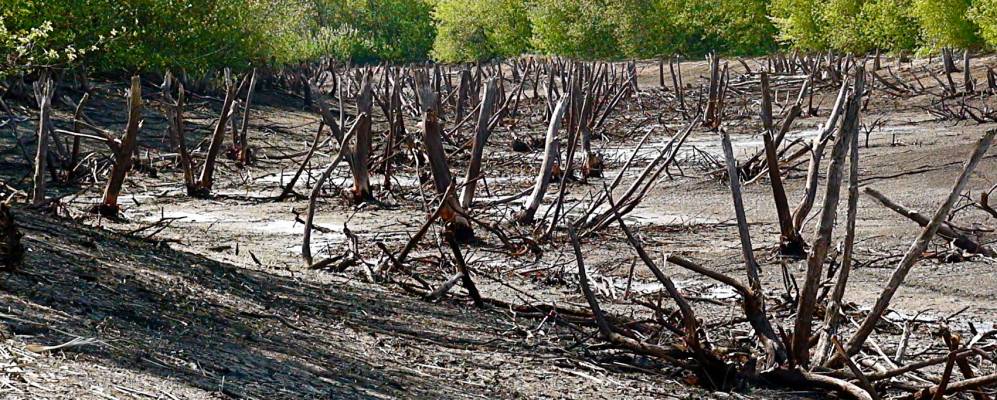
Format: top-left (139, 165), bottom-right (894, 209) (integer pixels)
top-left (98, 76), bottom-right (143, 216)
top-left (834, 128), bottom-right (995, 366)
top-left (417, 75), bottom-right (473, 241)
top-left (302, 119), bottom-right (361, 267)
top-left (793, 77), bottom-right (850, 233)
top-left (517, 98), bottom-right (568, 224)
top-left (350, 73), bottom-right (373, 202)
top-left (31, 77), bottom-right (54, 206)
top-left (719, 129), bottom-right (788, 369)
top-left (194, 70), bottom-right (243, 198)
top-left (460, 78), bottom-right (498, 208)
top-left (792, 67), bottom-right (863, 366)
top-left (163, 74), bottom-right (195, 194)
top-left (963, 50), bottom-right (974, 94)
top-left (813, 110), bottom-right (862, 366)
top-left (236, 68), bottom-right (257, 165)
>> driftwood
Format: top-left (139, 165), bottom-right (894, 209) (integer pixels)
top-left (864, 187), bottom-right (996, 257)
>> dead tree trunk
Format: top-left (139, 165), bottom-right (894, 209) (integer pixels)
top-left (417, 74), bottom-right (473, 242)
top-left (516, 97), bottom-right (568, 224)
top-left (719, 129), bottom-right (789, 369)
top-left (302, 119), bottom-right (361, 267)
top-left (234, 68), bottom-right (257, 165)
top-left (963, 50), bottom-right (973, 94)
top-left (163, 74), bottom-right (195, 194)
top-left (813, 109), bottom-right (862, 366)
top-left (460, 78), bottom-right (498, 208)
top-left (97, 76), bottom-right (143, 217)
top-left (792, 77), bottom-right (850, 233)
top-left (864, 188), bottom-right (996, 257)
top-left (31, 77), bottom-right (54, 206)
top-left (792, 67), bottom-right (863, 366)
top-left (759, 73), bottom-right (805, 256)
top-left (834, 128), bottom-right (995, 365)
top-left (193, 70), bottom-right (244, 198)
top-left (350, 74), bottom-right (373, 203)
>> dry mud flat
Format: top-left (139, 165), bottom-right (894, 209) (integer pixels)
top-left (1, 55), bottom-right (996, 399)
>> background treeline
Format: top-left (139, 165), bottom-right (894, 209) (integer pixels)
top-left (1, 0), bottom-right (996, 76)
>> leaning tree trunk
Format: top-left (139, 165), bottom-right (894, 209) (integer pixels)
top-left (792, 67), bottom-right (863, 366)
top-left (459, 78), bottom-right (498, 209)
top-left (417, 74), bottom-right (474, 242)
top-left (516, 98), bottom-right (568, 224)
top-left (833, 128), bottom-right (995, 366)
top-left (235, 68), bottom-right (257, 165)
top-left (193, 70), bottom-right (243, 198)
top-left (31, 77), bottom-right (55, 207)
top-left (98, 75), bottom-right (143, 216)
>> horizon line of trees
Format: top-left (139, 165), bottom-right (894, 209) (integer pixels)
top-left (1, 0), bottom-right (996, 77)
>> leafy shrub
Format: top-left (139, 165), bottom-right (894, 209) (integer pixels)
top-left (431, 0), bottom-right (531, 62)
top-left (527, 0), bottom-right (621, 59)
top-left (913, 0), bottom-right (980, 48)
top-left (968, 0), bottom-right (997, 47)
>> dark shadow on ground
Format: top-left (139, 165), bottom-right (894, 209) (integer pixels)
top-left (0, 207), bottom-right (549, 399)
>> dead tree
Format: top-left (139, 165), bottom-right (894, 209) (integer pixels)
top-left (792, 66), bottom-right (863, 366)
top-left (792, 75), bottom-right (850, 233)
top-left (32, 77), bottom-right (54, 207)
top-left (417, 73), bottom-right (474, 241)
top-left (349, 73), bottom-right (373, 203)
top-left (813, 113), bottom-right (863, 366)
top-left (232, 68), bottom-right (257, 165)
top-left (96, 75), bottom-right (143, 217)
top-left (191, 70), bottom-right (246, 198)
top-left (833, 128), bottom-right (995, 365)
top-left (162, 73), bottom-right (195, 194)
top-left (301, 118), bottom-right (361, 267)
top-left (459, 78), bottom-right (498, 208)
top-left (759, 72), bottom-right (805, 256)
top-left (516, 97), bottom-right (568, 224)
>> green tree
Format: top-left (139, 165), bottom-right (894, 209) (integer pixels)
top-left (527, 0), bottom-right (620, 59)
top-left (431, 0), bottom-right (531, 62)
top-left (968, 0), bottom-right (997, 47)
top-left (859, 0), bottom-right (921, 52)
top-left (770, 0), bottom-right (829, 51)
top-left (913, 0), bottom-right (980, 48)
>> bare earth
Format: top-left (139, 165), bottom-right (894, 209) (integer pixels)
top-left (1, 55), bottom-right (995, 399)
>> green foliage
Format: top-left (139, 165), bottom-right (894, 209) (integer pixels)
top-left (913, 0), bottom-right (979, 48)
top-left (527, 0), bottom-right (620, 59)
top-left (968, 0), bottom-right (997, 47)
top-left (859, 0), bottom-right (920, 52)
top-left (431, 0), bottom-right (531, 62)
top-left (770, 0), bottom-right (829, 51)
top-left (318, 0), bottom-right (436, 63)
top-left (1, 0), bottom-right (992, 76)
